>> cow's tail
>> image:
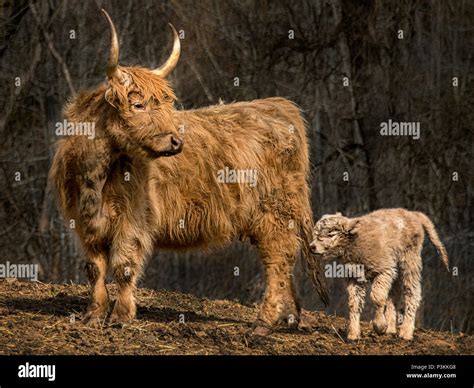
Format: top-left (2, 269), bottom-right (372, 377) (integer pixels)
top-left (300, 217), bottom-right (330, 306)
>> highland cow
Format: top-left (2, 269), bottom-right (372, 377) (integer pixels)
top-left (310, 209), bottom-right (449, 340)
top-left (49, 10), bottom-right (328, 332)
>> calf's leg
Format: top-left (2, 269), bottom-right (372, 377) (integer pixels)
top-left (399, 252), bottom-right (422, 340)
top-left (346, 280), bottom-right (367, 340)
top-left (385, 277), bottom-right (402, 334)
top-left (370, 270), bottom-right (396, 335)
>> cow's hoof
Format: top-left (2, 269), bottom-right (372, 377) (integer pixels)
top-left (108, 312), bottom-right (133, 328)
top-left (108, 321), bottom-right (126, 328)
top-left (251, 325), bottom-right (273, 337)
top-left (82, 313), bottom-right (106, 328)
top-left (298, 310), bottom-right (319, 331)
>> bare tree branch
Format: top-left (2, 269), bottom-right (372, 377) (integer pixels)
top-left (30, 2), bottom-right (76, 96)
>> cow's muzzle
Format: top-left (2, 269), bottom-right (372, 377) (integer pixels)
top-left (142, 134), bottom-right (184, 158)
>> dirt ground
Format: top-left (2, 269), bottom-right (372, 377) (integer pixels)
top-left (0, 279), bottom-right (472, 355)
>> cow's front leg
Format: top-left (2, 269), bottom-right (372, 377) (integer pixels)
top-left (109, 238), bottom-right (146, 325)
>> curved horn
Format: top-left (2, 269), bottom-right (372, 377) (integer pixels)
top-left (152, 24), bottom-right (181, 78)
top-left (101, 9), bottom-right (121, 79)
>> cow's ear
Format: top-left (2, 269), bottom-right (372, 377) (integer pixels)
top-left (104, 88), bottom-right (117, 109)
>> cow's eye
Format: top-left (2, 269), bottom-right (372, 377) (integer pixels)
top-left (132, 102), bottom-right (145, 110)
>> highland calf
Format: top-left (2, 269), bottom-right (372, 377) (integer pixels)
top-left (310, 208), bottom-right (449, 340)
top-left (49, 10), bottom-right (328, 332)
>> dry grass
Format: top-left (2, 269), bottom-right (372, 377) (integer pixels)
top-left (0, 279), bottom-right (472, 355)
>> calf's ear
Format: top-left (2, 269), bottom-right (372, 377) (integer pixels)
top-left (346, 219), bottom-right (359, 235)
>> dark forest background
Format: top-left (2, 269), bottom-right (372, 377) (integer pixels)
top-left (0, 0), bottom-right (472, 333)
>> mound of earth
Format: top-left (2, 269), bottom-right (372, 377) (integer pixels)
top-left (0, 279), bottom-right (471, 355)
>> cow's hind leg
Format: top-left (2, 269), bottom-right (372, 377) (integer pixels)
top-left (254, 227), bottom-right (300, 334)
top-left (83, 250), bottom-right (109, 327)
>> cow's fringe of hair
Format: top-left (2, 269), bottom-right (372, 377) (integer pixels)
top-left (108, 66), bottom-right (177, 108)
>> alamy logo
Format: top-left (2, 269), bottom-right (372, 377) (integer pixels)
top-left (325, 261), bottom-right (366, 282)
top-left (0, 261), bottom-right (38, 281)
top-left (217, 166), bottom-right (258, 187)
top-left (55, 119), bottom-right (95, 140)
top-left (380, 119), bottom-right (420, 140)
top-left (18, 362), bottom-right (56, 382)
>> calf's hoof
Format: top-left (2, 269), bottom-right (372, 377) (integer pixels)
top-left (399, 326), bottom-right (414, 340)
top-left (373, 319), bottom-right (388, 335)
top-left (347, 330), bottom-right (361, 341)
top-left (386, 325), bottom-right (397, 335)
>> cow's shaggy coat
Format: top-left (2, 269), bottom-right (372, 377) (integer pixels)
top-left (50, 10), bottom-right (328, 330)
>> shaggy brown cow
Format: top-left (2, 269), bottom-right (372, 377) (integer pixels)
top-left (50, 10), bottom-right (328, 332)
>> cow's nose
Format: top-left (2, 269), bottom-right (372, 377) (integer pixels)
top-left (309, 242), bottom-right (317, 253)
top-left (170, 136), bottom-right (183, 152)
